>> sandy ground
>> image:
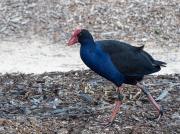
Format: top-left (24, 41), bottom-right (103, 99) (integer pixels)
top-left (0, 39), bottom-right (84, 73)
top-left (0, 38), bottom-right (179, 74)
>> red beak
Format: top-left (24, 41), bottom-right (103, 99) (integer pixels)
top-left (68, 35), bottom-right (78, 46)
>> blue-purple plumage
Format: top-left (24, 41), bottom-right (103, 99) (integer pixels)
top-left (78, 29), bottom-right (166, 86)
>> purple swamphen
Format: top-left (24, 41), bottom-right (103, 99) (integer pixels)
top-left (68, 29), bottom-right (166, 126)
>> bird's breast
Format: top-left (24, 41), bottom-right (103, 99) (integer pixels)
top-left (80, 46), bottom-right (124, 86)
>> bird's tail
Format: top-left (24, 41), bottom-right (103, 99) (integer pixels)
top-left (154, 60), bottom-right (167, 67)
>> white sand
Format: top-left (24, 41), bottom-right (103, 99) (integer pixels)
top-left (0, 39), bottom-right (179, 75)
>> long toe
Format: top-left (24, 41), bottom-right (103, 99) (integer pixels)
top-left (146, 107), bottom-right (163, 121)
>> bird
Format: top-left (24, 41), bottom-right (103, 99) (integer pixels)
top-left (68, 28), bottom-right (166, 126)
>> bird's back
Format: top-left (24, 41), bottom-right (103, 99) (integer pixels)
top-left (97, 40), bottom-right (166, 84)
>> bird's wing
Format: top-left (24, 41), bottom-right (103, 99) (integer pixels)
top-left (96, 40), bottom-right (162, 76)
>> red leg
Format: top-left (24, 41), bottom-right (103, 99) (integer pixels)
top-left (108, 99), bottom-right (122, 123)
top-left (136, 83), bottom-right (163, 121)
top-left (102, 86), bottom-right (123, 127)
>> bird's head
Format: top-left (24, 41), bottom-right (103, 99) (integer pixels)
top-left (68, 28), bottom-right (93, 46)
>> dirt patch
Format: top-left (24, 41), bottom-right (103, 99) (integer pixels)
top-left (0, 70), bottom-right (179, 133)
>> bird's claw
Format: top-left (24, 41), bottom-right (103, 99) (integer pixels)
top-left (146, 106), bottom-right (164, 121)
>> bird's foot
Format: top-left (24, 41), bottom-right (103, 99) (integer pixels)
top-left (96, 86), bottom-right (123, 127)
top-left (147, 106), bottom-right (164, 121)
top-left (136, 83), bottom-right (164, 122)
top-left (97, 100), bottom-right (122, 127)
